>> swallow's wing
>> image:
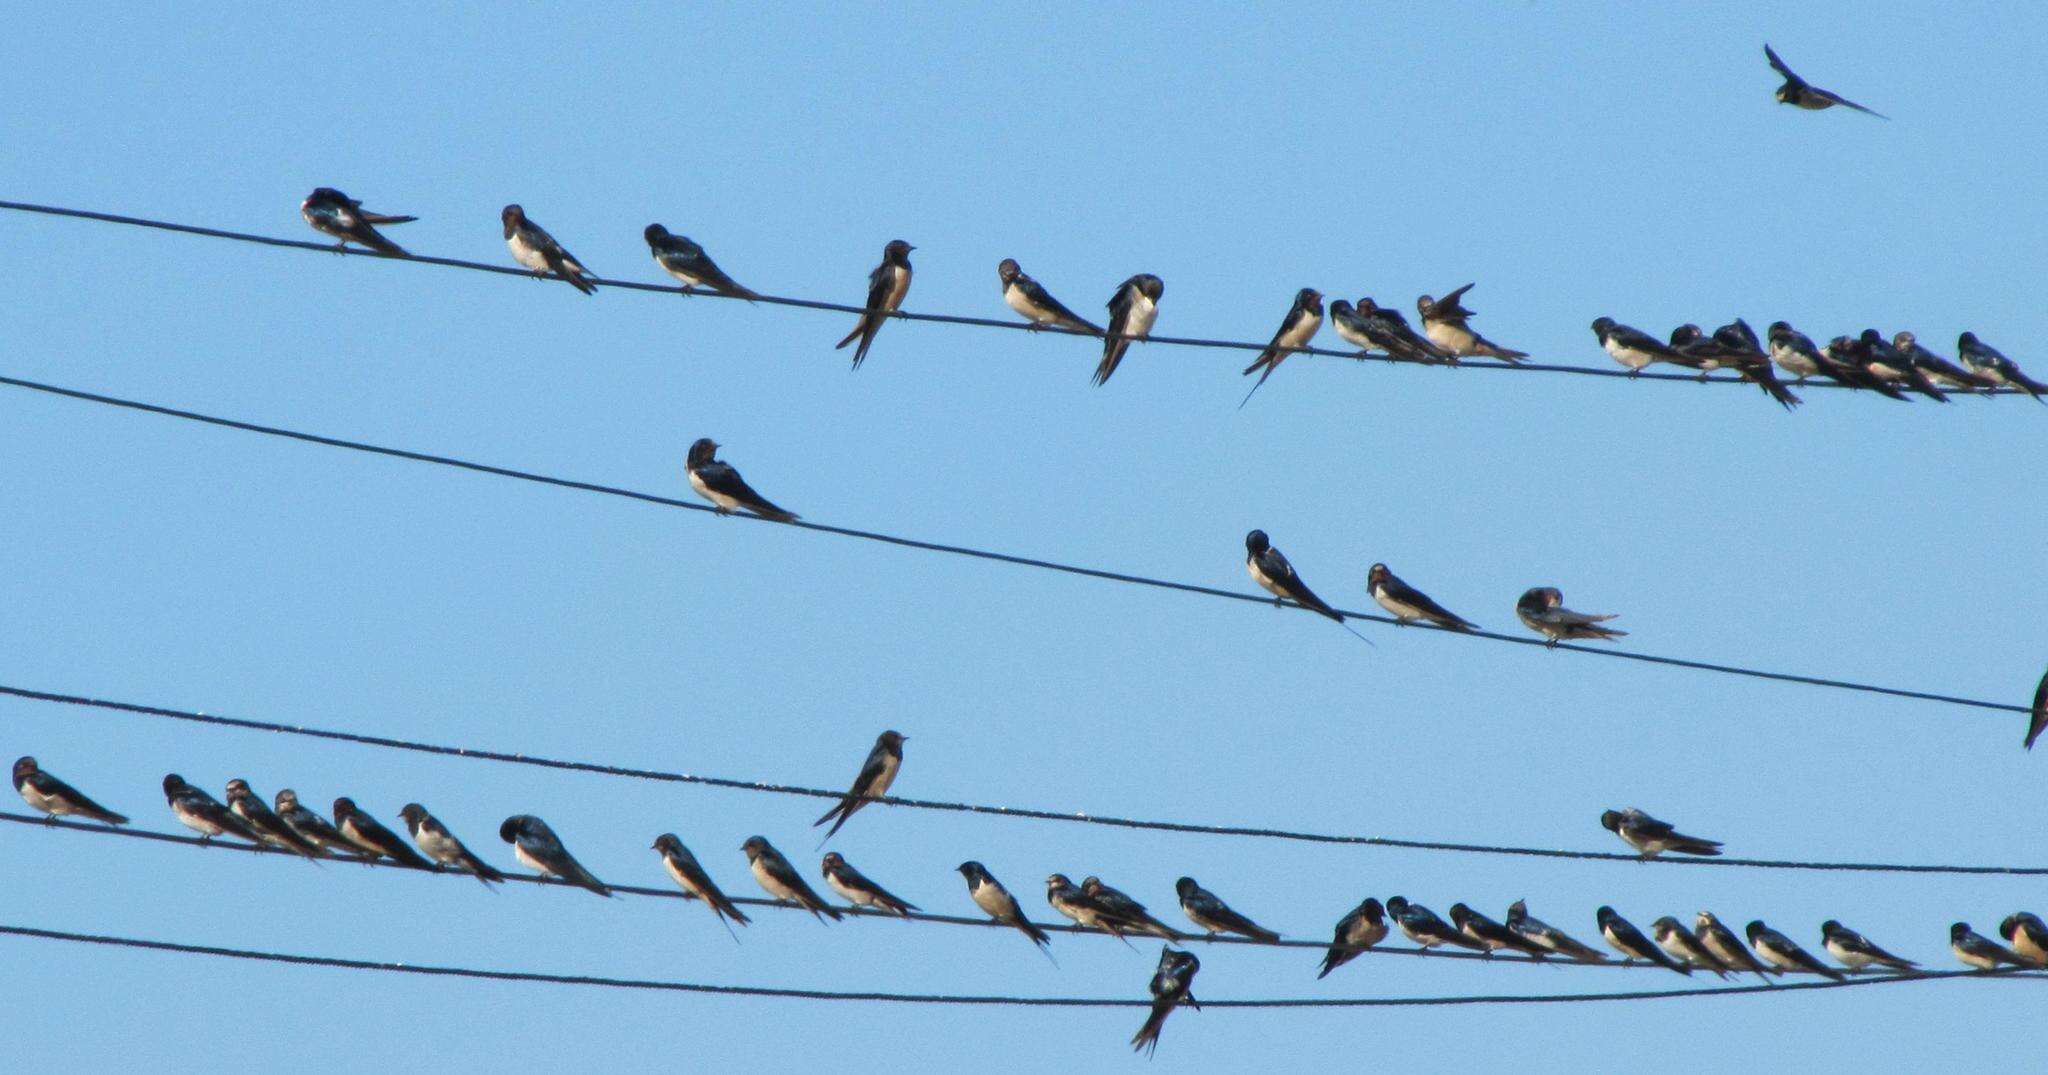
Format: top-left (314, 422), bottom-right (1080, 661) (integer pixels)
top-left (1764, 44), bottom-right (1804, 87)
top-left (1815, 87), bottom-right (1888, 119)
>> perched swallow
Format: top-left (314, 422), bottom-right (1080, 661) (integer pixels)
top-left (1858, 329), bottom-right (1948, 401)
top-left (1131, 947), bottom-right (1200, 1056)
top-left (162, 774), bottom-right (266, 845)
top-left (300, 187), bottom-right (414, 256)
top-left (2031, 666), bottom-right (2048, 750)
top-left (399, 803), bottom-right (506, 884)
top-left (1329, 298), bottom-right (1451, 364)
top-left (814, 730), bottom-right (904, 843)
top-left (686, 437), bottom-right (798, 522)
top-left (1095, 273), bottom-right (1163, 386)
top-left (1805, 330), bottom-right (1910, 399)
top-left (1506, 900), bottom-right (1607, 963)
top-left (836, 239), bottom-right (913, 369)
top-left (1515, 587), bottom-right (1625, 645)
top-left (497, 814), bottom-right (608, 895)
top-left (957, 861), bottom-right (1050, 952)
top-left (1318, 897), bottom-right (1388, 979)
top-left (1652, 916), bottom-right (1729, 977)
top-left (1765, 321), bottom-right (1824, 383)
top-left (1239, 288), bottom-right (1324, 405)
top-left (334, 797), bottom-right (434, 868)
top-left (1894, 331), bottom-right (1996, 391)
top-left (1367, 563), bottom-right (1477, 631)
top-left (224, 778), bottom-right (322, 859)
top-left (1952, 922), bottom-right (2034, 970)
top-left (1045, 873), bottom-right (1110, 932)
top-left (273, 789), bottom-right (364, 858)
top-left (1085, 876), bottom-right (1182, 942)
top-left (742, 835), bottom-right (837, 920)
top-left (1600, 808), bottom-right (1722, 858)
top-left (1821, 919), bottom-right (1917, 972)
top-left (653, 833), bottom-right (750, 927)
top-left (1666, 323), bottom-right (1734, 377)
top-left (1959, 332), bottom-right (2048, 401)
top-left (1592, 317), bottom-right (1681, 374)
top-left (644, 224), bottom-right (757, 299)
top-left (1747, 920), bottom-right (1843, 979)
top-left (997, 258), bottom-right (1100, 334)
top-left (1765, 44), bottom-right (1887, 119)
top-left (1384, 896), bottom-right (1489, 951)
top-left (1176, 877), bottom-right (1278, 942)
top-left (1696, 911), bottom-right (1771, 977)
top-left (1998, 912), bottom-right (2048, 965)
top-left (821, 851), bottom-right (918, 915)
top-left (1711, 319), bottom-right (1802, 408)
top-left (1417, 285), bottom-right (1527, 361)
top-left (1244, 530), bottom-right (1344, 623)
top-left (501, 205), bottom-right (596, 294)
top-left (13, 757), bottom-right (127, 824)
top-left (1598, 907), bottom-right (1690, 975)
top-left (1448, 903), bottom-right (1549, 959)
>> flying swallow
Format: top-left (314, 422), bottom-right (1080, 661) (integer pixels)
top-left (1317, 898), bottom-right (1388, 978)
top-left (224, 779), bottom-right (322, 859)
top-left (742, 835), bottom-right (838, 920)
top-left (1711, 319), bottom-right (1802, 408)
top-left (957, 861), bottom-right (1051, 952)
top-left (1175, 877), bottom-right (1278, 942)
top-left (1600, 808), bottom-right (1722, 858)
top-left (1045, 873), bottom-right (1111, 933)
top-left (1330, 298), bottom-right (1453, 364)
top-left (1765, 44), bottom-right (1888, 119)
top-left (1085, 876), bottom-right (1182, 942)
top-left (399, 803), bottom-right (506, 884)
top-left (300, 187), bottom-right (414, 256)
top-left (1506, 900), bottom-right (1607, 963)
top-left (1803, 330), bottom-right (1911, 399)
top-left (2031, 667), bottom-right (2048, 750)
top-left (1368, 563), bottom-right (1477, 631)
top-left (273, 789), bottom-right (363, 858)
top-left (643, 224), bottom-right (758, 300)
top-left (997, 258), bottom-right (1101, 334)
top-left (653, 833), bottom-right (750, 928)
top-left (1239, 288), bottom-right (1324, 405)
top-left (1384, 897), bottom-right (1489, 951)
top-left (1244, 530), bottom-right (1344, 622)
top-left (1952, 922), bottom-right (2035, 970)
top-left (1592, 317), bottom-right (1681, 374)
top-left (501, 205), bottom-right (596, 294)
top-left (1515, 587), bottom-right (1625, 645)
top-left (1094, 273), bottom-right (1163, 386)
top-left (1959, 332), bottom-right (2048, 401)
top-left (1696, 911), bottom-right (1771, 977)
top-left (1417, 285), bottom-right (1527, 361)
top-left (821, 851), bottom-right (918, 916)
top-left (162, 774), bottom-right (266, 846)
top-left (686, 437), bottom-right (799, 522)
top-left (1894, 331), bottom-right (1996, 391)
top-left (1598, 907), bottom-right (1690, 975)
top-left (1131, 947), bottom-right (1200, 1056)
top-left (1998, 912), bottom-right (2048, 965)
top-left (1449, 903), bottom-right (1549, 959)
top-left (334, 797), bottom-right (434, 868)
top-left (1821, 919), bottom-right (1917, 972)
top-left (836, 239), bottom-right (913, 369)
top-left (498, 814), bottom-right (608, 896)
top-left (814, 730), bottom-right (905, 843)
top-left (1652, 916), bottom-right (1729, 977)
top-left (1747, 920), bottom-right (1843, 979)
top-left (13, 757), bottom-right (127, 824)
top-left (1857, 330), bottom-right (1948, 401)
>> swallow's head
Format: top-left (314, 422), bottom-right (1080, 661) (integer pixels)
top-left (1174, 877), bottom-right (1198, 898)
top-left (1951, 922), bottom-right (1972, 943)
top-left (1081, 876), bottom-right (1104, 894)
top-left (1670, 324), bottom-right (1702, 346)
top-left (1358, 898), bottom-right (1384, 923)
top-left (1822, 920), bottom-right (1844, 937)
top-left (686, 437), bottom-right (718, 467)
top-left (501, 205), bottom-right (524, 226)
top-left (398, 803), bottom-right (428, 827)
top-left (1767, 320), bottom-right (1793, 338)
top-left (12, 757), bottom-right (36, 781)
top-left (741, 835), bottom-right (770, 861)
top-left (878, 730), bottom-right (907, 751)
top-left (499, 816), bottom-right (530, 844)
top-left (1045, 872), bottom-right (1071, 890)
top-left (821, 851), bottom-right (846, 870)
top-left (1356, 296), bottom-right (1380, 314)
top-left (1297, 287), bottom-right (1323, 309)
top-left (997, 258), bottom-right (1021, 284)
top-left (1696, 911), bottom-right (1721, 931)
top-left (1367, 563), bottom-right (1390, 587)
top-left (957, 861), bottom-right (984, 881)
top-left (1651, 917), bottom-right (1680, 937)
top-left (333, 796), bottom-right (357, 821)
top-left (652, 833), bottom-right (680, 854)
top-left (643, 223), bottom-right (669, 245)
top-left (1958, 331), bottom-right (1981, 349)
top-left (1245, 529), bottom-right (1270, 555)
top-left (1447, 903), bottom-right (1473, 928)
top-left (274, 788), bottom-right (299, 810)
top-left (1859, 328), bottom-right (1885, 346)
top-left (1745, 921), bottom-right (1768, 942)
top-left (1590, 316), bottom-right (1616, 339)
top-left (224, 778), bottom-right (252, 801)
top-left (1138, 274), bottom-right (1164, 300)
top-left (1599, 810), bottom-right (1624, 833)
top-left (1506, 900), bottom-right (1529, 923)
top-left (1416, 294), bottom-right (1436, 315)
top-left (1596, 906), bottom-right (1619, 928)
top-left (1384, 896), bottom-right (1409, 916)
top-left (162, 774), bottom-right (187, 795)
top-left (1893, 331), bottom-right (1917, 351)
top-left (308, 187), bottom-right (347, 205)
top-left (884, 239), bottom-right (914, 261)
top-left (1775, 85), bottom-right (1797, 105)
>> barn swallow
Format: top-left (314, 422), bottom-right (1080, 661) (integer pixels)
top-left (399, 803), bottom-right (506, 884)
top-left (502, 205), bottom-right (596, 294)
top-left (334, 797), bottom-right (435, 868)
top-left (653, 834), bottom-right (750, 928)
top-left (957, 861), bottom-right (1051, 952)
top-left (2031, 667), bottom-right (2048, 750)
top-left (1821, 919), bottom-right (1917, 972)
top-left (644, 224), bottom-right (758, 299)
top-left (821, 851), bottom-right (918, 915)
top-left (499, 814), bottom-right (609, 896)
top-left (1598, 907), bottom-right (1690, 975)
top-left (742, 835), bottom-right (838, 920)
top-left (1318, 897), bottom-right (1388, 978)
top-left (1239, 288), bottom-right (1324, 406)
top-left (686, 438), bottom-right (798, 522)
top-left (1696, 911), bottom-right (1771, 977)
top-left (1808, 332), bottom-right (1910, 399)
top-left (1666, 323), bottom-right (1733, 377)
top-left (836, 239), bottom-right (913, 369)
top-left (1085, 876), bottom-right (1182, 942)
top-left (1506, 900), bottom-right (1607, 963)
top-left (1765, 321), bottom-right (1824, 383)
top-left (1747, 920), bottom-right (1843, 979)
top-left (1858, 329), bottom-right (1948, 401)
top-left (13, 757), bottom-right (127, 824)
top-left (1959, 332), bottom-right (2048, 401)
top-left (1998, 912), bottom-right (2048, 965)
top-left (1244, 530), bottom-right (1344, 623)
top-left (301, 187), bottom-right (414, 256)
top-left (1652, 916), bottom-right (1729, 977)
top-left (1711, 319), bottom-right (1802, 408)
top-left (1591, 317), bottom-right (1681, 374)
top-left (1516, 587), bottom-right (1625, 645)
top-left (1176, 877), bottom-right (1278, 942)
top-left (1765, 44), bottom-right (1888, 119)
top-left (1131, 947), bottom-right (1200, 1057)
top-left (1045, 873), bottom-right (1110, 932)
top-left (1952, 922), bottom-right (2034, 970)
top-left (1384, 897), bottom-right (1489, 951)
top-left (1894, 331), bottom-right (1996, 391)
top-left (162, 774), bottom-right (267, 845)
top-left (1094, 273), bottom-right (1163, 386)
top-left (1417, 285), bottom-right (1526, 362)
top-left (1448, 903), bottom-right (1548, 958)
top-left (997, 258), bottom-right (1100, 334)
top-left (1368, 563), bottom-right (1477, 631)
top-left (814, 730), bottom-right (905, 843)
top-left (273, 789), bottom-right (363, 858)
top-left (1329, 298), bottom-right (1453, 363)
top-left (1600, 808), bottom-right (1722, 858)
top-left (224, 778), bottom-right (322, 859)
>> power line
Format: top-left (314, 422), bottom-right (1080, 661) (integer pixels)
top-left (0, 372), bottom-right (2028, 722)
top-left (8, 685), bottom-right (2046, 877)
top-left (1, 923), bottom-right (2025, 1007)
top-left (0, 198), bottom-right (2028, 397)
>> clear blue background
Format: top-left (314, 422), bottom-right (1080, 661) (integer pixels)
top-left (3, 3), bottom-right (2043, 1070)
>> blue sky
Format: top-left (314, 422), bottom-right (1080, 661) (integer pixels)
top-left (4, 3), bottom-right (2045, 1069)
